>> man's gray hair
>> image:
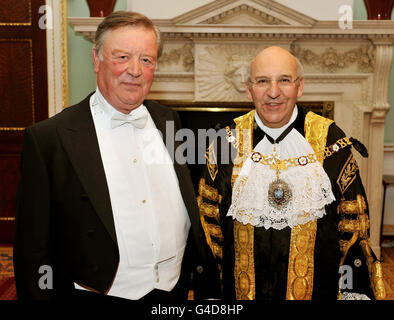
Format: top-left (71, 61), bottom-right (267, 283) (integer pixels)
top-left (94, 11), bottom-right (162, 61)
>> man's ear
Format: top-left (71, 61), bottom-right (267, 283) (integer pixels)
top-left (92, 47), bottom-right (100, 73)
top-left (297, 77), bottom-right (305, 98)
top-left (245, 82), bottom-right (253, 101)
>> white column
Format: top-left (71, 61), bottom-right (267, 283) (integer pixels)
top-left (368, 41), bottom-right (393, 259)
top-left (46, 0), bottom-right (69, 116)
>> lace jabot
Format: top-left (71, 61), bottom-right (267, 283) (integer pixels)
top-left (227, 127), bottom-right (336, 230)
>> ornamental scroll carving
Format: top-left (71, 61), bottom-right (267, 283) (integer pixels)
top-left (157, 44), bottom-right (194, 72)
top-left (291, 45), bottom-right (375, 73)
top-left (196, 45), bottom-right (262, 101)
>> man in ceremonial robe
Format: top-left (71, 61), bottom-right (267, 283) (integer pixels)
top-left (197, 46), bottom-right (386, 300)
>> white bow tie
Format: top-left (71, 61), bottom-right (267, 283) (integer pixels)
top-left (110, 109), bottom-right (148, 129)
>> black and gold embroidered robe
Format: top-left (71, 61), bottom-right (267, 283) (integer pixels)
top-left (198, 106), bottom-right (386, 300)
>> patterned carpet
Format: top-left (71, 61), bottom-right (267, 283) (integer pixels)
top-left (0, 246), bottom-right (16, 300)
top-left (1, 244), bottom-right (393, 300)
top-left (381, 241), bottom-right (394, 300)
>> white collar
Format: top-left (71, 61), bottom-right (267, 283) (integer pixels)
top-left (93, 88), bottom-right (148, 128)
top-left (95, 87), bottom-right (145, 118)
top-left (254, 105), bottom-right (298, 140)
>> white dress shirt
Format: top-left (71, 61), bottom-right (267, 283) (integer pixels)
top-left (75, 89), bottom-right (191, 299)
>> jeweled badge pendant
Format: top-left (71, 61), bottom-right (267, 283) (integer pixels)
top-left (268, 178), bottom-right (292, 210)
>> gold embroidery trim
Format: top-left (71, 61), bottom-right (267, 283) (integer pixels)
top-left (338, 194), bottom-right (372, 296)
top-left (337, 194), bottom-right (382, 298)
top-left (225, 126), bottom-right (239, 150)
top-left (337, 194), bottom-right (366, 215)
top-left (360, 240), bottom-right (387, 300)
top-left (234, 220), bottom-right (255, 300)
top-left (231, 110), bottom-right (254, 187)
top-left (206, 223), bottom-right (223, 239)
top-left (199, 178), bottom-right (222, 204)
top-left (338, 218), bottom-right (370, 236)
top-left (199, 201), bottom-right (220, 221)
top-left (211, 242), bottom-right (223, 260)
top-left (337, 195), bottom-right (369, 262)
top-left (206, 141), bottom-right (218, 182)
top-left (286, 112), bottom-right (333, 300)
top-left (371, 261), bottom-right (386, 300)
top-left (286, 220), bottom-right (317, 300)
top-left (198, 214), bottom-right (223, 259)
top-left (231, 110), bottom-right (255, 300)
top-left (337, 154), bottom-right (359, 195)
top-left (197, 195), bottom-right (223, 260)
top-left (339, 235), bottom-right (358, 266)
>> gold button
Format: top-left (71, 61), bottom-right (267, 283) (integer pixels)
top-left (133, 158), bottom-right (137, 163)
top-left (142, 200), bottom-right (146, 204)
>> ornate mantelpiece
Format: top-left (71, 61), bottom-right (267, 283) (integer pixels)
top-left (69, 0), bottom-right (394, 258)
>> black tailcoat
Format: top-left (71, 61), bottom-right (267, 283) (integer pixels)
top-left (14, 93), bottom-right (218, 300)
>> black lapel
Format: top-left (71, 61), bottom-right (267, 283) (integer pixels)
top-left (144, 100), bottom-right (170, 146)
top-left (57, 94), bottom-right (117, 245)
top-left (253, 104), bottom-right (306, 147)
top-left (294, 104), bottom-right (306, 137)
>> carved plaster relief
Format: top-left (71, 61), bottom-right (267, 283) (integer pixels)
top-left (195, 44), bottom-right (262, 101)
top-left (291, 44), bottom-right (375, 73)
top-left (371, 43), bottom-right (393, 123)
top-left (157, 44), bottom-right (194, 72)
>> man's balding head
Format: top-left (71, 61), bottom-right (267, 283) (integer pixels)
top-left (246, 46), bottom-right (304, 128)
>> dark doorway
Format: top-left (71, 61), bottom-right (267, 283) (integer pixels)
top-left (0, 0), bottom-right (49, 243)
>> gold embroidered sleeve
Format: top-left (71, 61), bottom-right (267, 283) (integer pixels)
top-left (338, 195), bottom-right (368, 263)
top-left (360, 240), bottom-right (387, 300)
top-left (198, 180), bottom-right (223, 204)
top-left (337, 194), bottom-right (386, 299)
top-left (197, 178), bottom-right (223, 261)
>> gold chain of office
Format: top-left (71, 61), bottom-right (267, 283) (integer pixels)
top-left (250, 137), bottom-right (351, 172)
top-left (225, 126), bottom-right (351, 172)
